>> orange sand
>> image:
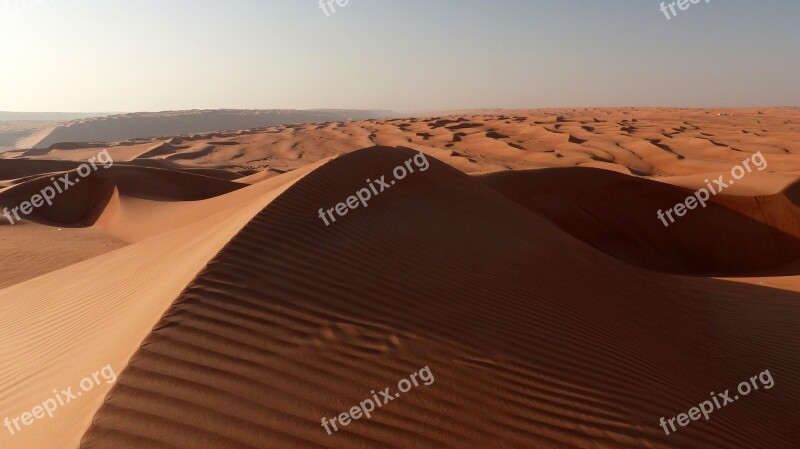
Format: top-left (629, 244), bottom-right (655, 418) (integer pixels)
top-left (1, 108), bottom-right (798, 449)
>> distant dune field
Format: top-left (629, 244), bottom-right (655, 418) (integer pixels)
top-left (1, 108), bottom-right (799, 449)
top-left (27, 109), bottom-right (394, 150)
top-left (0, 113), bottom-right (111, 153)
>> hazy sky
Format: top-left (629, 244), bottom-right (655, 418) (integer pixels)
top-left (1, 0), bottom-right (798, 112)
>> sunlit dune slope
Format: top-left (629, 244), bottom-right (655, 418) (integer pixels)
top-left (79, 146), bottom-right (800, 449)
top-left (0, 162), bottom-right (323, 449)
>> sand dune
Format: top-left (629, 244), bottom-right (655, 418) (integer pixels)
top-left (15, 107), bottom-right (798, 178)
top-left (0, 171), bottom-right (117, 226)
top-left (478, 167), bottom-right (800, 276)
top-left (0, 121), bottom-right (58, 153)
top-left (1, 109), bottom-right (799, 449)
top-left (29, 110), bottom-right (393, 150)
top-left (77, 147), bottom-right (800, 449)
top-left (0, 160), bottom-right (325, 449)
top-left (0, 114), bottom-right (109, 153)
top-left (0, 165), bottom-right (246, 227)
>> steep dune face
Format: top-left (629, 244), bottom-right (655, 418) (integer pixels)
top-left (90, 165), bottom-right (246, 201)
top-left (477, 167), bottom-right (800, 276)
top-left (0, 163), bottom-right (323, 449)
top-left (0, 171), bottom-right (118, 226)
top-left (0, 159), bottom-right (87, 180)
top-left (0, 165), bottom-right (246, 228)
top-left (79, 147), bottom-right (800, 449)
top-left (0, 121), bottom-right (59, 152)
top-left (0, 160), bottom-right (246, 198)
top-left (0, 158), bottom-right (289, 289)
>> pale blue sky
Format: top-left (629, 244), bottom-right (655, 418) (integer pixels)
top-left (0, 0), bottom-right (797, 112)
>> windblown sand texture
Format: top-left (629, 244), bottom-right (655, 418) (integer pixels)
top-left (1, 108), bottom-right (798, 449)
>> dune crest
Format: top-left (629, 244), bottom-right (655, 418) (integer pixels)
top-left (76, 147), bottom-right (800, 449)
top-left (0, 171), bottom-right (117, 226)
top-left (2, 108), bottom-right (799, 449)
top-left (478, 167), bottom-right (800, 276)
top-left (0, 161), bottom-right (324, 449)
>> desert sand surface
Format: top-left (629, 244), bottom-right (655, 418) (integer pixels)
top-left (1, 108), bottom-right (799, 449)
top-left (0, 113), bottom-right (111, 153)
top-left (28, 109), bottom-right (393, 150)
top-left (0, 121), bottom-right (60, 153)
